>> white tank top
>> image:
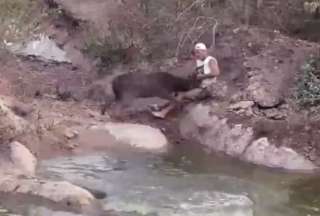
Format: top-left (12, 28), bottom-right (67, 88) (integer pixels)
top-left (196, 56), bottom-right (217, 75)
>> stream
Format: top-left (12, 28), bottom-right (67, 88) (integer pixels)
top-left (2, 142), bottom-right (320, 216)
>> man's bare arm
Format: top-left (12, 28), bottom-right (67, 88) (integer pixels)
top-left (209, 58), bottom-right (220, 76)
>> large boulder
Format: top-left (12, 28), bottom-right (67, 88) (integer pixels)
top-left (0, 141), bottom-right (37, 176)
top-left (7, 34), bottom-right (71, 63)
top-left (243, 138), bottom-right (316, 171)
top-left (0, 97), bottom-right (28, 143)
top-left (88, 122), bottom-right (168, 153)
top-left (0, 175), bottom-right (96, 210)
top-left (246, 71), bottom-right (283, 108)
top-left (179, 104), bottom-right (316, 171)
top-left (180, 104), bottom-right (253, 157)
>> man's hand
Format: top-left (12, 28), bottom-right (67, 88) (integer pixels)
top-left (188, 72), bottom-right (198, 80)
top-left (196, 73), bottom-right (215, 80)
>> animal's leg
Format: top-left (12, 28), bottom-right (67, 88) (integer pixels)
top-left (150, 103), bottom-right (176, 119)
top-left (180, 88), bottom-right (204, 101)
top-left (149, 91), bottom-right (180, 119)
top-left (100, 101), bottom-right (108, 115)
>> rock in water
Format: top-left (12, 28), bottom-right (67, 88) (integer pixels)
top-left (0, 142), bottom-right (37, 176)
top-left (0, 98), bottom-right (28, 143)
top-left (0, 175), bottom-right (96, 210)
top-left (180, 104), bottom-right (254, 157)
top-left (90, 122), bottom-right (168, 153)
top-left (179, 104), bottom-right (316, 171)
top-left (243, 138), bottom-right (316, 171)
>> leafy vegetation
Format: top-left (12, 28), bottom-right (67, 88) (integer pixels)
top-left (83, 32), bottom-right (134, 76)
top-left (295, 56), bottom-right (320, 107)
top-left (0, 0), bottom-right (42, 47)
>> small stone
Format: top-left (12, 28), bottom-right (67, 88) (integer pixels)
top-left (10, 102), bottom-right (34, 117)
top-left (230, 93), bottom-right (243, 103)
top-left (0, 208), bottom-right (8, 213)
top-left (228, 101), bottom-right (254, 112)
top-left (233, 28), bottom-right (240, 34)
top-left (64, 129), bottom-right (79, 139)
top-left (87, 110), bottom-right (99, 118)
top-left (66, 142), bottom-right (79, 150)
top-left (245, 108), bottom-right (254, 117)
top-left (262, 108), bottom-right (287, 120)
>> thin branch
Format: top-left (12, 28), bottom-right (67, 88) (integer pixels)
top-left (175, 16), bottom-right (202, 57)
top-left (175, 16), bottom-right (218, 58)
top-left (176, 0), bottom-right (205, 21)
top-left (211, 18), bottom-right (219, 50)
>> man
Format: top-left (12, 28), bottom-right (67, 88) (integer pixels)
top-left (184, 42), bottom-right (223, 100)
top-left (194, 42), bottom-right (220, 85)
top-left (150, 42), bottom-right (223, 118)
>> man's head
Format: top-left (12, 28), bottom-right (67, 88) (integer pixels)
top-left (194, 42), bottom-right (208, 60)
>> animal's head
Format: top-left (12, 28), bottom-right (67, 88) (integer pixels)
top-left (174, 75), bottom-right (200, 92)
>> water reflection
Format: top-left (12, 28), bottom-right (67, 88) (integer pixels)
top-left (289, 176), bottom-right (320, 216)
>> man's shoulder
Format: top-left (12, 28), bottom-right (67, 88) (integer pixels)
top-left (206, 56), bottom-right (218, 64)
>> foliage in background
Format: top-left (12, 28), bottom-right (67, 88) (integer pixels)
top-left (0, 0), bottom-right (43, 48)
top-left (304, 0), bottom-right (320, 15)
top-left (83, 32), bottom-right (135, 75)
top-left (82, 0), bottom-right (222, 69)
top-left (295, 55), bottom-right (320, 107)
top-left (82, 0), bottom-right (319, 68)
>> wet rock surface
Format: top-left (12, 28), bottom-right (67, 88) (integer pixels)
top-left (0, 141), bottom-right (100, 215)
top-left (89, 122), bottom-right (168, 153)
top-left (0, 98), bottom-right (28, 144)
top-left (0, 176), bottom-right (96, 209)
top-left (0, 142), bottom-right (37, 176)
top-left (243, 137), bottom-right (316, 171)
top-left (180, 104), bottom-right (317, 171)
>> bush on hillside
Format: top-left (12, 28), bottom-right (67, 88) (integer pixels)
top-left (295, 56), bottom-right (320, 107)
top-left (0, 0), bottom-right (42, 47)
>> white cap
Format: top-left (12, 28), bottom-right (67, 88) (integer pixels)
top-left (194, 42), bottom-right (207, 50)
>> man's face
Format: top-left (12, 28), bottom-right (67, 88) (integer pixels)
top-left (194, 49), bottom-right (207, 60)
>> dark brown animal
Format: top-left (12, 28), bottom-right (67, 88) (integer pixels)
top-left (101, 72), bottom-right (199, 115)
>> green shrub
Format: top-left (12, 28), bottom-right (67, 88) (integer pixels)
top-left (0, 0), bottom-right (42, 46)
top-left (82, 32), bottom-right (131, 76)
top-left (295, 56), bottom-right (320, 107)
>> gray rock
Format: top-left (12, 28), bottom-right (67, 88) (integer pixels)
top-left (250, 86), bottom-right (282, 108)
top-left (228, 101), bottom-right (254, 116)
top-left (9, 101), bottom-right (34, 117)
top-left (64, 129), bottom-right (79, 140)
top-left (89, 122), bottom-right (168, 153)
top-left (243, 138), bottom-right (316, 171)
top-left (180, 104), bottom-right (253, 157)
top-left (246, 73), bottom-right (283, 108)
top-left (7, 34), bottom-right (71, 63)
top-left (0, 142), bottom-right (37, 176)
top-left (0, 98), bottom-right (28, 143)
top-left (180, 104), bottom-right (316, 171)
top-left (260, 108), bottom-right (287, 120)
top-left (0, 175), bottom-right (96, 209)
top-left (228, 101), bottom-right (254, 111)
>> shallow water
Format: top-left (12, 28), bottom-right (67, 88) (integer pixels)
top-left (33, 142), bottom-right (320, 216)
top-left (2, 142), bottom-right (320, 216)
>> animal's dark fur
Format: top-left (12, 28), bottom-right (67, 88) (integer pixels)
top-left (101, 72), bottom-right (199, 115)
